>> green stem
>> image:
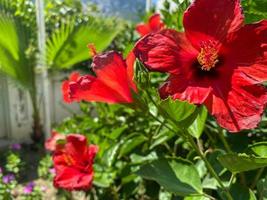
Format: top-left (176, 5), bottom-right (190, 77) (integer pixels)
top-left (145, 90), bottom-right (233, 199)
top-left (217, 128), bottom-right (247, 186)
top-left (218, 129), bottom-right (232, 153)
top-left (251, 167), bottom-right (265, 189)
top-left (187, 134), bottom-right (233, 200)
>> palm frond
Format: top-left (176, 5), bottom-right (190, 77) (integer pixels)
top-left (46, 17), bottom-right (122, 69)
top-left (0, 12), bottom-right (35, 90)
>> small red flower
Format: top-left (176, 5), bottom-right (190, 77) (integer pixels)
top-left (136, 13), bottom-right (165, 37)
top-left (45, 131), bottom-right (66, 152)
top-left (53, 134), bottom-right (98, 191)
top-left (134, 0), bottom-right (267, 132)
top-left (62, 48), bottom-right (137, 104)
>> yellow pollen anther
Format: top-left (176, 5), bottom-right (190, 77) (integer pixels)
top-left (197, 41), bottom-right (219, 71)
top-left (64, 154), bottom-right (75, 166)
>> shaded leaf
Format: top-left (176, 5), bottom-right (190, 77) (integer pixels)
top-left (119, 134), bottom-right (147, 157)
top-left (218, 153), bottom-right (267, 173)
top-left (137, 158), bottom-right (202, 196)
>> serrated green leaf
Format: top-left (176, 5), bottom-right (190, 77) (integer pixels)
top-left (159, 98), bottom-right (196, 123)
top-left (137, 158), bottom-right (202, 196)
top-left (218, 153), bottom-right (267, 173)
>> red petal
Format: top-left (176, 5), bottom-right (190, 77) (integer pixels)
top-left (225, 20), bottom-right (267, 83)
top-left (134, 29), bottom-right (198, 74)
top-left (136, 24), bottom-right (150, 37)
top-left (54, 166), bottom-right (93, 191)
top-left (69, 72), bottom-right (80, 81)
top-left (183, 0), bottom-right (244, 48)
top-left (92, 51), bottom-right (133, 103)
top-left (149, 13), bottom-right (164, 32)
top-left (126, 51), bottom-right (137, 92)
top-left (205, 77), bottom-right (267, 132)
top-left (159, 74), bottom-right (212, 104)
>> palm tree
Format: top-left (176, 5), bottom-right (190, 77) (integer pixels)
top-left (0, 0), bottom-right (121, 142)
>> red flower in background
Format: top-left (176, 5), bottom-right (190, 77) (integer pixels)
top-left (45, 131), bottom-right (66, 152)
top-left (136, 13), bottom-right (165, 37)
top-left (62, 46), bottom-right (137, 104)
top-left (134, 0), bottom-right (267, 132)
top-left (53, 134), bottom-right (98, 191)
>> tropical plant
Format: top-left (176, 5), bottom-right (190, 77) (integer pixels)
top-left (0, 0), bottom-right (121, 142)
top-left (46, 17), bottom-right (122, 69)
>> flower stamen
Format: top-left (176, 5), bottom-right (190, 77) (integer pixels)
top-left (197, 41), bottom-right (219, 71)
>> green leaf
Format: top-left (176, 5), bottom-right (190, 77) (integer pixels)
top-left (119, 134), bottom-right (147, 157)
top-left (184, 196), bottom-right (209, 200)
top-left (257, 176), bottom-right (267, 200)
top-left (248, 142), bottom-right (267, 157)
top-left (93, 171), bottom-right (116, 188)
top-left (227, 184), bottom-right (257, 200)
top-left (0, 13), bottom-right (35, 90)
top-left (137, 158), bottom-right (202, 196)
top-left (102, 143), bottom-right (120, 167)
top-left (218, 153), bottom-right (267, 173)
top-left (108, 125), bottom-right (128, 140)
top-left (46, 18), bottom-right (121, 69)
top-left (130, 152), bottom-right (158, 165)
top-left (150, 130), bottom-right (175, 150)
top-left (159, 98), bottom-right (196, 123)
top-left (187, 106), bottom-right (207, 138)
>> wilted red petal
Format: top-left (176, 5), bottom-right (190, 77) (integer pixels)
top-left (134, 29), bottom-right (198, 74)
top-left (183, 0), bottom-right (244, 49)
top-left (45, 131), bottom-right (65, 152)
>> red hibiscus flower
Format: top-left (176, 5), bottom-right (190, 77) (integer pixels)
top-left (62, 46), bottom-right (137, 104)
top-left (45, 130), bottom-right (66, 152)
top-left (134, 0), bottom-right (267, 132)
top-left (53, 134), bottom-right (98, 191)
top-left (136, 13), bottom-right (165, 37)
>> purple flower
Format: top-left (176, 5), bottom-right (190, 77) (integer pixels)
top-left (10, 143), bottom-right (21, 150)
top-left (23, 182), bottom-right (35, 194)
top-left (2, 174), bottom-right (15, 184)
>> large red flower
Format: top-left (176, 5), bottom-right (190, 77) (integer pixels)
top-left (134, 0), bottom-right (267, 132)
top-left (62, 49), bottom-right (136, 104)
top-left (136, 13), bottom-right (165, 37)
top-left (53, 134), bottom-right (98, 191)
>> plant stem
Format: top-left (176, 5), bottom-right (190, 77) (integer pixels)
top-left (217, 128), bottom-right (247, 186)
top-left (145, 90), bottom-right (233, 199)
top-left (187, 134), bottom-right (233, 200)
top-left (251, 167), bottom-right (265, 189)
top-left (217, 129), bottom-right (232, 153)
